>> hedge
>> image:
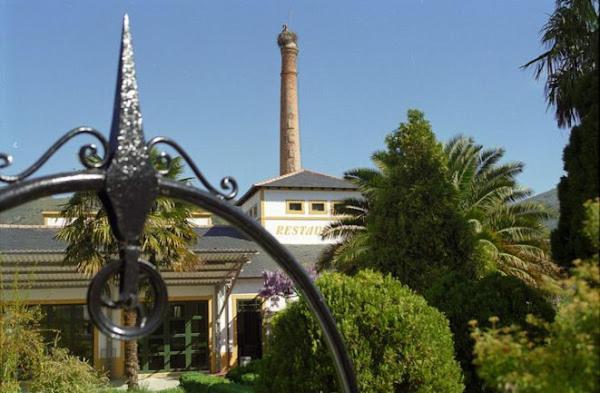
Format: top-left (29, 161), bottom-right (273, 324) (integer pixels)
top-left (179, 373), bottom-right (229, 393)
top-left (178, 373), bottom-right (252, 393)
top-left (209, 384), bottom-right (253, 393)
top-left (226, 359), bottom-right (261, 386)
top-left (256, 270), bottom-right (464, 393)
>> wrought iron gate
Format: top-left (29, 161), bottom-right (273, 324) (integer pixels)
top-left (0, 15), bottom-right (358, 393)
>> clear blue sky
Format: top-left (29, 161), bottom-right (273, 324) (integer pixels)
top-left (1, 0), bottom-right (567, 195)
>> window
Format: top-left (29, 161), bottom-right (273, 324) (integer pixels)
top-left (138, 301), bottom-right (209, 372)
top-left (309, 201), bottom-right (327, 214)
top-left (332, 201), bottom-right (345, 215)
top-left (286, 200), bottom-right (305, 214)
top-left (41, 304), bottom-right (93, 362)
top-left (246, 205), bottom-right (258, 218)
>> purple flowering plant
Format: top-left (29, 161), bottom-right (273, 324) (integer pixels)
top-left (259, 267), bottom-right (318, 305)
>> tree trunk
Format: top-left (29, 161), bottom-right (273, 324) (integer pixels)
top-left (124, 309), bottom-right (139, 390)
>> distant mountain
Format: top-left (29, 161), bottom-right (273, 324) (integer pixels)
top-left (527, 188), bottom-right (559, 230)
top-left (0, 196), bottom-right (69, 225)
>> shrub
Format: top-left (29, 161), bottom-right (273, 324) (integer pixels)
top-left (0, 299), bottom-right (108, 393)
top-left (472, 200), bottom-right (600, 392)
top-left (28, 347), bottom-right (108, 393)
top-left (426, 272), bottom-right (555, 392)
top-left (256, 270), bottom-right (464, 393)
top-left (210, 383), bottom-right (254, 393)
top-left (179, 372), bottom-right (229, 393)
top-left (226, 359), bottom-right (261, 386)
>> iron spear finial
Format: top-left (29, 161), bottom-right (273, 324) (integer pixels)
top-left (102, 15), bottom-right (157, 243)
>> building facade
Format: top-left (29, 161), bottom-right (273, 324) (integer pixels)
top-left (0, 26), bottom-right (361, 379)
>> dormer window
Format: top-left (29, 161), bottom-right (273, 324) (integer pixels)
top-left (332, 201), bottom-right (345, 215)
top-left (286, 200), bottom-right (305, 214)
top-left (309, 201), bottom-right (327, 214)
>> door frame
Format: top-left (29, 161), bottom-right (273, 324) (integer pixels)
top-left (231, 293), bottom-right (264, 368)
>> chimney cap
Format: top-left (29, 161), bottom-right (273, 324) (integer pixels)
top-left (277, 25), bottom-right (298, 49)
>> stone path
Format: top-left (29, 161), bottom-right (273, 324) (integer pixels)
top-left (110, 373), bottom-right (181, 391)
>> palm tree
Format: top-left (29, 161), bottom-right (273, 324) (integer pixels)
top-left (316, 160), bottom-right (385, 273)
top-left (319, 134), bottom-right (560, 289)
top-left (522, 0), bottom-right (599, 128)
top-left (445, 135), bottom-right (561, 288)
top-left (55, 154), bottom-right (199, 390)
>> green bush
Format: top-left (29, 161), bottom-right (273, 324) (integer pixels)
top-left (210, 383), bottom-right (254, 393)
top-left (28, 347), bottom-right (108, 393)
top-left (0, 300), bottom-right (109, 393)
top-left (426, 271), bottom-right (555, 392)
top-left (179, 372), bottom-right (229, 393)
top-left (226, 359), bottom-right (261, 386)
top-left (472, 200), bottom-right (600, 392)
top-left (256, 270), bottom-right (464, 393)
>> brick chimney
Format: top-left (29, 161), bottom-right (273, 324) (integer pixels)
top-left (278, 25), bottom-right (301, 175)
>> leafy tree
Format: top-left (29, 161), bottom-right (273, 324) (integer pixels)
top-left (523, 0), bottom-right (598, 128)
top-left (523, 0), bottom-right (599, 267)
top-left (365, 109), bottom-right (476, 291)
top-left (257, 270), bottom-right (464, 393)
top-left (551, 101), bottom-right (599, 266)
top-left (55, 154), bottom-right (199, 390)
top-left (471, 200), bottom-right (599, 393)
top-left (445, 135), bottom-right (561, 288)
top-left (426, 272), bottom-right (555, 393)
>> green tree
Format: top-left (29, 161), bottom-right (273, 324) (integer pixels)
top-left (471, 200), bottom-right (600, 393)
top-left (523, 0), bottom-right (598, 128)
top-left (551, 103), bottom-right (599, 267)
top-left (426, 272), bottom-right (555, 393)
top-left (257, 270), bottom-right (464, 393)
top-left (445, 135), bottom-right (561, 288)
top-left (366, 109), bottom-right (476, 291)
top-left (524, 0), bottom-right (599, 267)
top-left (55, 154), bottom-right (199, 390)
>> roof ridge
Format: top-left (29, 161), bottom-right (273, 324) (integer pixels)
top-left (254, 169), bottom-right (306, 186)
top-left (0, 249), bottom-right (64, 254)
top-left (0, 224), bottom-right (59, 229)
top-left (301, 169), bottom-right (348, 182)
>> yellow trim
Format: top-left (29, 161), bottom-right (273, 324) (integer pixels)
top-left (191, 211), bottom-right (211, 218)
top-left (41, 210), bottom-right (62, 216)
top-left (230, 293), bottom-right (264, 369)
top-left (264, 215), bottom-right (333, 221)
top-left (285, 200), bottom-right (305, 214)
top-left (14, 298), bottom-right (87, 305)
top-left (93, 328), bottom-right (100, 372)
top-left (308, 200), bottom-right (328, 215)
top-left (259, 190), bottom-right (266, 226)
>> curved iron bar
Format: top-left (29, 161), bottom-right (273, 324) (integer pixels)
top-left (146, 136), bottom-right (238, 200)
top-left (0, 127), bottom-right (109, 184)
top-left (0, 173), bottom-right (359, 393)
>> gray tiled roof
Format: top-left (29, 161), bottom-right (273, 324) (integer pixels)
top-left (237, 169), bottom-right (358, 205)
top-left (0, 226), bottom-right (325, 279)
top-left (239, 244), bottom-right (327, 278)
top-left (0, 196), bottom-right (69, 225)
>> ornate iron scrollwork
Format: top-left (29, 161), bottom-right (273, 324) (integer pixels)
top-left (0, 15), bottom-right (358, 393)
top-left (0, 127), bottom-right (109, 184)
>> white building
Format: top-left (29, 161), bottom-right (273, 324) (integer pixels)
top-left (0, 25), bottom-right (361, 378)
